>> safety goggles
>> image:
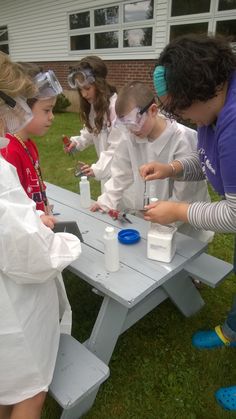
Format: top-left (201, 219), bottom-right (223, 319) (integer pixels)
top-left (67, 68), bottom-right (95, 89)
top-left (34, 70), bottom-right (62, 98)
top-left (0, 92), bottom-right (33, 133)
top-left (116, 98), bottom-right (155, 132)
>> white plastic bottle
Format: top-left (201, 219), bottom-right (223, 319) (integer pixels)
top-left (79, 176), bottom-right (91, 208)
top-left (103, 226), bottom-right (120, 272)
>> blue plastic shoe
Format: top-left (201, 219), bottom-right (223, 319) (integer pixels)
top-left (215, 386), bottom-right (236, 410)
top-left (192, 329), bottom-right (236, 349)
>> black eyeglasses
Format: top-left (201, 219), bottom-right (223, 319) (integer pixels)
top-left (0, 91), bottom-right (16, 108)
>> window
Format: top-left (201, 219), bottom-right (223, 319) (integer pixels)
top-left (216, 19), bottom-right (236, 41)
top-left (68, 1), bottom-right (154, 53)
top-left (218, 0), bottom-right (236, 11)
top-left (170, 22), bottom-right (208, 40)
top-left (171, 0), bottom-right (210, 16)
top-left (169, 0), bottom-right (236, 42)
top-left (0, 26), bottom-right (9, 54)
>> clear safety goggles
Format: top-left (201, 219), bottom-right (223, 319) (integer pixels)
top-left (116, 99), bottom-right (155, 132)
top-left (0, 92), bottom-right (33, 133)
top-left (67, 68), bottom-right (95, 89)
top-left (34, 70), bottom-right (62, 98)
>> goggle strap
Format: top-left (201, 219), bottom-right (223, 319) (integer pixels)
top-left (0, 91), bottom-right (16, 108)
top-left (139, 98), bottom-right (155, 115)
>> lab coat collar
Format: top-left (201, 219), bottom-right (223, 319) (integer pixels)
top-left (0, 136), bottom-right (9, 149)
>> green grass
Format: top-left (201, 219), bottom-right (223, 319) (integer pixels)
top-left (36, 113), bottom-right (236, 419)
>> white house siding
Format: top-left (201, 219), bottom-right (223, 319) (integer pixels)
top-left (0, 0), bottom-right (167, 61)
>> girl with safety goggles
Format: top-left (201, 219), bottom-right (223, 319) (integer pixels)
top-left (0, 51), bottom-right (81, 419)
top-left (64, 56), bottom-right (126, 191)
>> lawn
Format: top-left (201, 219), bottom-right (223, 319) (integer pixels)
top-left (37, 112), bottom-right (236, 419)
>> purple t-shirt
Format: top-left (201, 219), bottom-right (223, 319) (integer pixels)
top-left (197, 71), bottom-right (236, 197)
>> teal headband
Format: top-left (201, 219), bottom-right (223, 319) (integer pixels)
top-left (153, 65), bottom-right (168, 97)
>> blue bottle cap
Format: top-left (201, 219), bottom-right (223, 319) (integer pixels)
top-left (118, 229), bottom-right (141, 245)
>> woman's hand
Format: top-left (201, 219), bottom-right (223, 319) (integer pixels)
top-left (139, 161), bottom-right (173, 181)
top-left (143, 200), bottom-right (189, 224)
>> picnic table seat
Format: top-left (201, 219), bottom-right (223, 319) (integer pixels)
top-left (184, 253), bottom-right (233, 288)
top-left (49, 334), bottom-right (109, 419)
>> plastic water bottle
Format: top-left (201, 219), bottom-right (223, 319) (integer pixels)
top-left (79, 176), bottom-right (91, 208)
top-left (103, 226), bottom-right (120, 272)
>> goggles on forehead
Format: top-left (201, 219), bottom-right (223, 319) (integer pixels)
top-left (67, 68), bottom-right (95, 89)
top-left (0, 92), bottom-right (33, 133)
top-left (34, 70), bottom-right (63, 98)
top-left (116, 98), bottom-right (155, 132)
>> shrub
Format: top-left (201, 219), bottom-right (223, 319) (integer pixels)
top-left (53, 93), bottom-right (71, 113)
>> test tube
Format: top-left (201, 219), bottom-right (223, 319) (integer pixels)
top-left (143, 180), bottom-right (149, 207)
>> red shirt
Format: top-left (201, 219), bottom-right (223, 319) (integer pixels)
top-left (2, 133), bottom-right (47, 212)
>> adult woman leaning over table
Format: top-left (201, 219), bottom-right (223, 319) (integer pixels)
top-left (0, 52), bottom-right (81, 419)
top-left (139, 34), bottom-right (236, 411)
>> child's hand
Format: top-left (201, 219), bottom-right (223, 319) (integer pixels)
top-left (81, 164), bottom-right (94, 177)
top-left (139, 161), bottom-right (172, 181)
top-left (90, 203), bottom-right (105, 212)
top-left (64, 142), bottom-right (76, 154)
top-left (40, 214), bottom-right (57, 229)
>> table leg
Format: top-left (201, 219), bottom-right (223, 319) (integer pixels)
top-left (86, 295), bottom-right (129, 364)
top-left (162, 271), bottom-right (205, 317)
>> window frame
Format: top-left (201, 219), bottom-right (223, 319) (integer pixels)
top-left (67, 1), bottom-right (155, 55)
top-left (168, 0), bottom-right (236, 43)
top-left (0, 26), bottom-right (9, 55)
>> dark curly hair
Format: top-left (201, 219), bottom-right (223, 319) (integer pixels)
top-left (70, 56), bottom-right (116, 133)
top-left (155, 34), bottom-right (236, 116)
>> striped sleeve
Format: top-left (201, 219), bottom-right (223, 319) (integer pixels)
top-left (177, 152), bottom-right (206, 181)
top-left (188, 193), bottom-right (236, 233)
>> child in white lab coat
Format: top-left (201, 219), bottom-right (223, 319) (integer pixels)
top-left (0, 52), bottom-right (81, 419)
top-left (91, 81), bottom-right (213, 242)
top-left (65, 56), bottom-right (125, 192)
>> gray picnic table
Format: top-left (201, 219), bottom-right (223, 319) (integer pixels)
top-left (46, 182), bottom-right (233, 419)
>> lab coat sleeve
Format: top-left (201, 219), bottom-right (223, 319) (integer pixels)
top-left (97, 138), bottom-right (134, 210)
top-left (0, 172), bottom-right (81, 284)
top-left (168, 128), bottom-right (211, 205)
top-left (91, 126), bottom-right (125, 180)
top-left (70, 126), bottom-right (94, 151)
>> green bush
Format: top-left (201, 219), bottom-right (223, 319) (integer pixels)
top-left (53, 93), bottom-right (71, 113)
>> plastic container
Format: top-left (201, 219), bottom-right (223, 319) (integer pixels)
top-left (118, 229), bottom-right (141, 245)
top-left (79, 176), bottom-right (91, 208)
top-left (147, 224), bottom-right (177, 263)
top-left (103, 226), bottom-right (120, 272)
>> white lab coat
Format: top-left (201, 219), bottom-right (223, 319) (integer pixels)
top-left (97, 119), bottom-right (214, 242)
top-left (70, 93), bottom-right (125, 191)
top-left (0, 152), bottom-right (81, 405)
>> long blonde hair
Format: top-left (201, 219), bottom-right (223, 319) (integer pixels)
top-left (0, 52), bottom-right (36, 104)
